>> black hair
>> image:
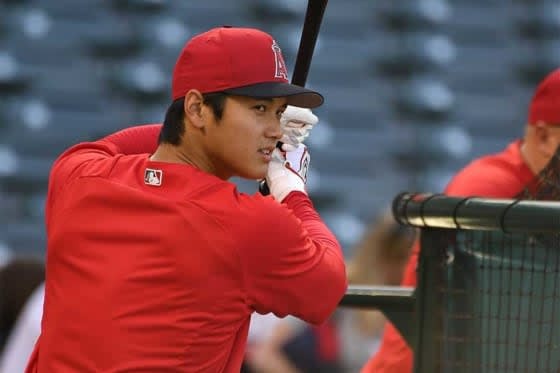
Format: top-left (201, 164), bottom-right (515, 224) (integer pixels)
top-left (159, 92), bottom-right (228, 145)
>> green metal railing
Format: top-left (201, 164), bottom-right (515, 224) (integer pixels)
top-left (339, 193), bottom-right (560, 373)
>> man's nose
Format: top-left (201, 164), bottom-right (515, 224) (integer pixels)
top-left (266, 119), bottom-right (283, 140)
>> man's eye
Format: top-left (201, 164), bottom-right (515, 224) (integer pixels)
top-left (254, 105), bottom-right (266, 112)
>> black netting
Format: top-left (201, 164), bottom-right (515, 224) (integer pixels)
top-left (430, 230), bottom-right (560, 372)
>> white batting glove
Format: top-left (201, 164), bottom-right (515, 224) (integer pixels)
top-left (266, 144), bottom-right (310, 202)
top-left (280, 105), bottom-right (318, 152)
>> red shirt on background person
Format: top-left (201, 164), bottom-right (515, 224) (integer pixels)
top-left (362, 68), bottom-right (560, 372)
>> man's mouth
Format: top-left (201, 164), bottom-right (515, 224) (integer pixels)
top-left (258, 148), bottom-right (274, 155)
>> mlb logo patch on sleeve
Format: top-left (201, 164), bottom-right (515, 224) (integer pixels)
top-left (144, 168), bottom-right (163, 186)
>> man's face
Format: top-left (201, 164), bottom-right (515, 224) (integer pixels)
top-left (202, 95), bottom-right (287, 180)
top-left (523, 126), bottom-right (560, 201)
top-left (540, 126), bottom-right (560, 160)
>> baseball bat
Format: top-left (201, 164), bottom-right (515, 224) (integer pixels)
top-left (291, 0), bottom-right (329, 87)
top-left (259, 0), bottom-right (329, 195)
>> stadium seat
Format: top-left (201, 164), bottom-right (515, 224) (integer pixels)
top-left (110, 0), bottom-right (167, 14)
top-left (246, 0), bottom-right (305, 23)
top-left (514, 1), bottom-right (560, 40)
top-left (2, 125), bottom-right (90, 158)
top-left (252, 23), bottom-right (302, 62)
top-left (311, 79), bottom-right (395, 129)
top-left (310, 127), bottom-right (399, 172)
top-left (0, 221), bottom-right (47, 254)
top-left (394, 76), bottom-right (455, 121)
top-left (312, 171), bottom-right (408, 223)
top-left (444, 44), bottom-right (520, 95)
top-left (85, 21), bottom-right (143, 59)
top-left (3, 5), bottom-right (52, 41)
top-left (377, 32), bottom-right (456, 77)
top-left (0, 190), bottom-right (46, 223)
top-left (129, 100), bottom-right (167, 125)
top-left (0, 92), bottom-right (127, 137)
top-left (392, 122), bottom-right (472, 168)
top-left (165, 2), bottom-right (250, 31)
top-left (0, 146), bottom-right (54, 193)
top-left (304, 38), bottom-right (372, 85)
top-left (451, 91), bottom-right (527, 136)
top-left (0, 190), bottom-right (26, 223)
top-left (1, 0), bottom-right (32, 6)
top-left (0, 51), bottom-right (31, 94)
top-left (106, 59), bottom-right (168, 101)
top-left (514, 40), bottom-right (560, 86)
top-left (450, 2), bottom-right (520, 45)
top-left (377, 0), bottom-right (451, 31)
top-left (0, 10), bottom-right (5, 37)
top-left (136, 16), bottom-right (192, 53)
top-left (0, 96), bottom-right (53, 133)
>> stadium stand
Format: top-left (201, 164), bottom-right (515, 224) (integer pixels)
top-left (0, 0), bottom-right (557, 258)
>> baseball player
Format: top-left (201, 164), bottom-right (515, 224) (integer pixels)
top-left (362, 67), bottom-right (560, 372)
top-left (25, 26), bottom-right (347, 373)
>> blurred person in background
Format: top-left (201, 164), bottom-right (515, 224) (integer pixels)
top-left (339, 210), bottom-right (415, 372)
top-left (242, 313), bottom-right (341, 373)
top-left (0, 247), bottom-right (14, 351)
top-left (0, 256), bottom-right (44, 373)
top-left (0, 247), bottom-right (12, 271)
top-left (243, 313), bottom-right (300, 373)
top-left (362, 67), bottom-right (560, 372)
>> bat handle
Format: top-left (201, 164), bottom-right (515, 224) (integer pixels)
top-left (258, 179), bottom-right (270, 195)
top-left (258, 141), bottom-right (284, 196)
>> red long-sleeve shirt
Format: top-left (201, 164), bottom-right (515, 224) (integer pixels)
top-left (362, 140), bottom-right (535, 373)
top-left (25, 124), bottom-right (347, 373)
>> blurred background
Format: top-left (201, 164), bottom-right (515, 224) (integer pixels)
top-left (0, 0), bottom-right (558, 371)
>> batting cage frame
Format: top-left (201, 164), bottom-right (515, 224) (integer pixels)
top-left (339, 192), bottom-right (560, 373)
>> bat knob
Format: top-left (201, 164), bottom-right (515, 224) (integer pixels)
top-left (257, 141), bottom-right (284, 195)
top-left (258, 179), bottom-right (270, 196)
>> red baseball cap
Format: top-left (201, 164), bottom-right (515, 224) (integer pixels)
top-left (171, 26), bottom-right (324, 109)
top-left (528, 67), bottom-right (560, 125)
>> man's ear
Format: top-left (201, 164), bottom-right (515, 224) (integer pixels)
top-left (184, 89), bottom-right (205, 129)
top-left (534, 121), bottom-right (557, 156)
top-left (534, 122), bottom-right (548, 142)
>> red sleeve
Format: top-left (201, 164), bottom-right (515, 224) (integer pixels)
top-left (100, 124), bottom-right (161, 155)
top-left (46, 124), bottom-right (161, 224)
top-left (50, 124), bottom-right (161, 184)
top-left (239, 192), bottom-right (347, 325)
